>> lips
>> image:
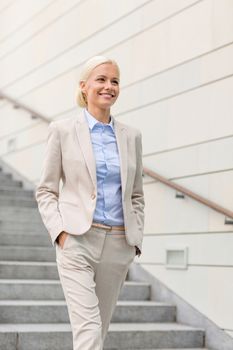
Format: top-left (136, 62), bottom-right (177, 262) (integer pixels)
top-left (99, 92), bottom-right (115, 97)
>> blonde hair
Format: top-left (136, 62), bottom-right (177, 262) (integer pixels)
top-left (76, 55), bottom-right (120, 108)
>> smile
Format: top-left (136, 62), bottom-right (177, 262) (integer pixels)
top-left (99, 93), bottom-right (115, 97)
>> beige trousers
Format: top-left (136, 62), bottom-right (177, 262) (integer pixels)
top-left (55, 226), bottom-right (135, 350)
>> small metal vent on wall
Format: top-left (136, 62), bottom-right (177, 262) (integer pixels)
top-left (165, 246), bottom-right (188, 270)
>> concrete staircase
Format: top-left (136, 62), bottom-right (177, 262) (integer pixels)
top-left (0, 167), bottom-right (208, 350)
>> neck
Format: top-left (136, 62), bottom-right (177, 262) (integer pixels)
top-left (86, 106), bottom-right (111, 124)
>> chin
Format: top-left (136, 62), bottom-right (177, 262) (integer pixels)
top-left (98, 102), bottom-right (114, 109)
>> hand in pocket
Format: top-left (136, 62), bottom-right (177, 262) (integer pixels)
top-left (57, 231), bottom-right (69, 249)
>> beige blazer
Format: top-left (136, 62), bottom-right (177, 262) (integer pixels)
top-left (35, 110), bottom-right (144, 252)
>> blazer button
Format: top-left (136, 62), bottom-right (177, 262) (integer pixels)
top-left (91, 194), bottom-right (96, 200)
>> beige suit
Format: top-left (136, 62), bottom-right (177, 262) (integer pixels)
top-left (36, 110), bottom-right (145, 349)
top-left (35, 110), bottom-right (144, 252)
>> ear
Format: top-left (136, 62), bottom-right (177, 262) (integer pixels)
top-left (79, 80), bottom-right (86, 92)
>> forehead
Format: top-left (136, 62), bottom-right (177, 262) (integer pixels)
top-left (90, 63), bottom-right (119, 78)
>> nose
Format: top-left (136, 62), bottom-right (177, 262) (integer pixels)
top-left (104, 79), bottom-right (113, 89)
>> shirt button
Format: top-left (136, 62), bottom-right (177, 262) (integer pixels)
top-left (91, 194), bottom-right (96, 200)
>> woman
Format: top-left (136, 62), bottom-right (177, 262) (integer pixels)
top-left (36, 55), bottom-right (144, 350)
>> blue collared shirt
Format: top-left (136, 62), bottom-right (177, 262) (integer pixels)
top-left (84, 108), bottom-right (124, 226)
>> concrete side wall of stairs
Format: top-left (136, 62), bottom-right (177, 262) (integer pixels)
top-left (129, 263), bottom-right (233, 350)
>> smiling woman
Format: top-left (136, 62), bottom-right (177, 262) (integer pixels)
top-left (78, 57), bottom-right (120, 124)
top-left (35, 55), bottom-right (144, 350)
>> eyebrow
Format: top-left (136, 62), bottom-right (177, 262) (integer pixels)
top-left (96, 75), bottom-right (119, 81)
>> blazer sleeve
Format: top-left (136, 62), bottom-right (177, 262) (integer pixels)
top-left (35, 122), bottom-right (64, 245)
top-left (132, 131), bottom-right (145, 252)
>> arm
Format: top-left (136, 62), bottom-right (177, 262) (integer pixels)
top-left (35, 122), bottom-right (64, 245)
top-left (132, 132), bottom-right (145, 254)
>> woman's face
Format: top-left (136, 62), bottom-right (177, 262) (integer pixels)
top-left (80, 63), bottom-right (120, 111)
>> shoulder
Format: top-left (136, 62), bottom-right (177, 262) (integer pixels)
top-left (48, 116), bottom-right (77, 133)
top-left (49, 115), bottom-right (77, 128)
top-left (115, 119), bottom-right (142, 139)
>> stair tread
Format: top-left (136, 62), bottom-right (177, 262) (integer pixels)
top-left (0, 279), bottom-right (60, 284)
top-left (0, 279), bottom-right (148, 286)
top-left (0, 300), bottom-right (173, 307)
top-left (0, 186), bottom-right (33, 193)
top-left (0, 261), bottom-right (56, 266)
top-left (0, 245), bottom-right (52, 249)
top-left (0, 322), bottom-right (204, 332)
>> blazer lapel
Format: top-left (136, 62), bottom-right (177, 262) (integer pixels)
top-left (113, 117), bottom-right (128, 197)
top-left (75, 111), bottom-right (97, 188)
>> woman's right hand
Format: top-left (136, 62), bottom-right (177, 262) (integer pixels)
top-left (57, 231), bottom-right (69, 249)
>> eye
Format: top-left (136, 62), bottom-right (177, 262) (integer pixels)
top-left (97, 77), bottom-right (105, 82)
top-left (112, 80), bottom-right (119, 85)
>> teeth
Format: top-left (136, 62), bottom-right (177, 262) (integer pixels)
top-left (100, 93), bottom-right (114, 97)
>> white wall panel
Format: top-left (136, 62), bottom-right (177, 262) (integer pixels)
top-left (117, 76), bottom-right (233, 154)
top-left (2, 0), bottom-right (200, 112)
top-left (0, 0), bottom-right (150, 89)
top-left (0, 0), bottom-right (79, 57)
top-left (212, 0), bottom-right (233, 47)
top-left (0, 105), bottom-right (39, 137)
top-left (144, 179), bottom-right (209, 234)
top-left (0, 0), bottom-right (14, 13)
top-left (141, 232), bottom-right (233, 266)
top-left (3, 141), bottom-right (47, 182)
top-left (116, 43), bottom-right (233, 116)
top-left (144, 171), bottom-right (233, 234)
top-left (143, 136), bottom-right (233, 179)
top-left (142, 264), bottom-right (233, 331)
top-left (0, 0), bottom-right (53, 41)
top-left (0, 121), bottom-right (47, 156)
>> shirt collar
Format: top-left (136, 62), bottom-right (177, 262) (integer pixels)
top-left (84, 108), bottom-right (114, 131)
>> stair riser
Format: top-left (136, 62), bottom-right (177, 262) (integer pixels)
top-left (0, 233), bottom-right (49, 246)
top-left (0, 247), bottom-right (55, 261)
top-left (0, 190), bottom-right (34, 198)
top-left (0, 179), bottom-right (22, 187)
top-left (0, 221), bottom-right (45, 231)
top-left (0, 209), bottom-right (42, 222)
top-left (0, 330), bottom-right (204, 350)
top-left (0, 173), bottom-right (12, 180)
top-left (0, 283), bottom-right (64, 300)
top-left (0, 304), bottom-right (176, 323)
top-left (0, 199), bottom-right (37, 208)
top-left (0, 283), bottom-right (150, 301)
top-left (0, 264), bottom-right (59, 280)
top-left (104, 330), bottom-right (204, 348)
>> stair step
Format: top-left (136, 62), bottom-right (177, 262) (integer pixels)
top-left (0, 300), bottom-right (176, 323)
top-left (0, 246), bottom-right (55, 261)
top-left (0, 171), bottom-right (19, 178)
top-left (0, 187), bottom-right (34, 198)
top-left (0, 232), bottom-right (49, 246)
top-left (0, 179), bottom-right (23, 187)
top-left (0, 280), bottom-right (151, 301)
top-left (0, 172), bottom-right (12, 180)
top-left (0, 323), bottom-right (205, 350)
top-left (0, 207), bottom-right (42, 222)
top-left (0, 196), bottom-right (37, 207)
top-left (0, 261), bottom-right (59, 279)
top-left (0, 220), bottom-right (45, 232)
